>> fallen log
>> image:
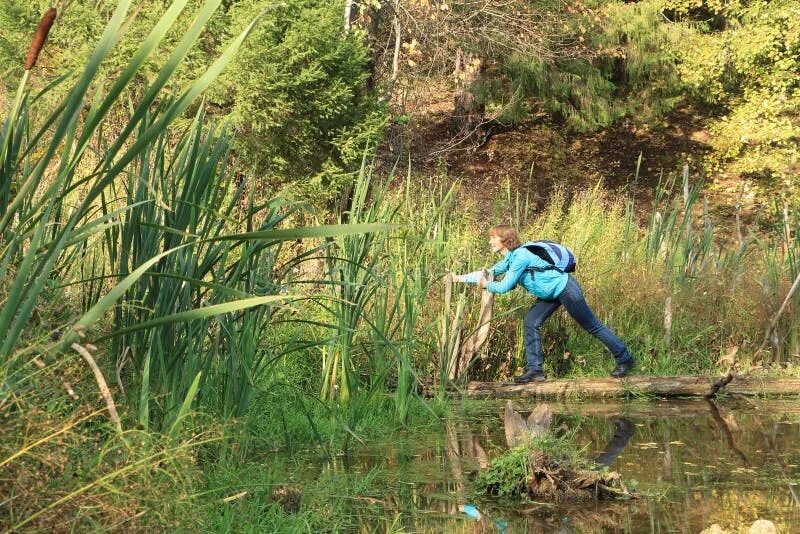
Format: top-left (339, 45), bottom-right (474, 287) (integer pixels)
top-left (465, 375), bottom-right (800, 399)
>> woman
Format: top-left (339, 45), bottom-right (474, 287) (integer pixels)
top-left (457, 225), bottom-right (635, 383)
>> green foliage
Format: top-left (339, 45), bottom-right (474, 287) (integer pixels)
top-left (209, 0), bottom-right (386, 204)
top-left (492, 0), bottom-right (682, 132)
top-left (475, 445), bottom-right (530, 497)
top-left (0, 0), bottom-right (385, 206)
top-left (475, 431), bottom-right (594, 498)
top-left (665, 0), bottom-right (800, 197)
top-left (4, 0), bottom-right (800, 527)
top-left (0, 0), bottom-right (285, 426)
top-left (0, 0), bottom-right (395, 435)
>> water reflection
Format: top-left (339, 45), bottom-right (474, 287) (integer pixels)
top-left (706, 398), bottom-right (750, 467)
top-left (594, 417), bottom-right (635, 467)
top-left (293, 399), bottom-right (800, 532)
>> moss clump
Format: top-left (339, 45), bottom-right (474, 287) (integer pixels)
top-left (475, 434), bottom-right (633, 502)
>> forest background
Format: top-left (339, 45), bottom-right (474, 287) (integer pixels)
top-left (0, 0), bottom-right (798, 530)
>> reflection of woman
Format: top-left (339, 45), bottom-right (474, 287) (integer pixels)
top-left (456, 225), bottom-right (636, 383)
top-left (595, 418), bottom-right (636, 466)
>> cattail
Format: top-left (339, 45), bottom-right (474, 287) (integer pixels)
top-left (24, 8), bottom-right (57, 70)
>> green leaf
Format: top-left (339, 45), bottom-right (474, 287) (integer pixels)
top-left (206, 223), bottom-right (399, 243)
top-left (99, 295), bottom-right (291, 340)
top-left (167, 371), bottom-right (202, 439)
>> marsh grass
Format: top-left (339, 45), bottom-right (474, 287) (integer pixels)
top-left (312, 164), bottom-right (798, 394)
top-left (422, 171), bottom-right (799, 379)
top-left (0, 359), bottom-right (216, 531)
top-left (1, 0), bottom-right (268, 390)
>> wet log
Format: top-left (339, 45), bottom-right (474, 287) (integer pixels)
top-left (466, 375), bottom-right (800, 399)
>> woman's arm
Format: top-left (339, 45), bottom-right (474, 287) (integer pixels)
top-left (484, 254), bottom-right (527, 294)
top-left (456, 252), bottom-right (511, 284)
top-left (453, 270), bottom-right (486, 284)
top-left (488, 254), bottom-right (511, 276)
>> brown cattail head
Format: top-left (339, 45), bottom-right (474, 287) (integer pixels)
top-left (24, 8), bottom-right (57, 70)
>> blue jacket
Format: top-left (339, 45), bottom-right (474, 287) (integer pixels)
top-left (487, 247), bottom-right (568, 300)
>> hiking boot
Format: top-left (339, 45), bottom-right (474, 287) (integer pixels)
top-left (514, 368), bottom-right (546, 383)
top-left (610, 359), bottom-right (636, 378)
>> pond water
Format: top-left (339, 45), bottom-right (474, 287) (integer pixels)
top-left (287, 398), bottom-right (800, 533)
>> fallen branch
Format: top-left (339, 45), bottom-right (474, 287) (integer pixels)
top-left (458, 280), bottom-right (494, 376)
top-left (72, 343), bottom-right (122, 434)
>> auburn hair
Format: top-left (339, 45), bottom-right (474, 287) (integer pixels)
top-left (489, 225), bottom-right (521, 250)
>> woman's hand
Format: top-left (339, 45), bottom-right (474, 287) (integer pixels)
top-left (478, 273), bottom-right (488, 288)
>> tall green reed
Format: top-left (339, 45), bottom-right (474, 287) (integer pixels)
top-left (760, 201), bottom-right (800, 363)
top-left (383, 173), bottom-right (468, 410)
top-left (105, 108), bottom-right (289, 428)
top-left (0, 0), bottom-right (273, 416)
top-left (1, 0), bottom-right (237, 372)
top-left (383, 172), bottom-right (464, 416)
top-left (0, 2), bottom-right (393, 431)
top-left (322, 163), bottom-right (397, 404)
top-left (317, 163), bottom-right (463, 430)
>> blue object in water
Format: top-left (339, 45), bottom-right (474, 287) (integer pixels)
top-left (460, 504), bottom-right (481, 520)
top-left (493, 518), bottom-right (509, 534)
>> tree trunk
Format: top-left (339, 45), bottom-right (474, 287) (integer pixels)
top-left (386, 0), bottom-right (401, 98)
top-left (453, 50), bottom-right (485, 140)
top-left (465, 376), bottom-right (800, 399)
top-left (343, 0), bottom-right (354, 33)
top-left (363, 3), bottom-right (386, 92)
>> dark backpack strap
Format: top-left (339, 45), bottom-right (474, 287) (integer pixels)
top-left (526, 264), bottom-right (564, 274)
top-left (523, 241), bottom-right (564, 274)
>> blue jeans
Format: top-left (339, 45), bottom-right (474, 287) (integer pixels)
top-left (523, 275), bottom-right (632, 372)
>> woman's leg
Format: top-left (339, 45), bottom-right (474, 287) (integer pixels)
top-left (522, 299), bottom-right (561, 371)
top-left (557, 276), bottom-right (633, 365)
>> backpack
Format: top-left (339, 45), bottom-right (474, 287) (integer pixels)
top-left (522, 240), bottom-right (576, 273)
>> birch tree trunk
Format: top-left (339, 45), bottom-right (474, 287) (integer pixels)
top-left (386, 0), bottom-right (401, 97)
top-left (344, 0), bottom-right (354, 34)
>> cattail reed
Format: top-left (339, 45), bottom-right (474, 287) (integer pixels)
top-left (24, 8), bottom-right (57, 70)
